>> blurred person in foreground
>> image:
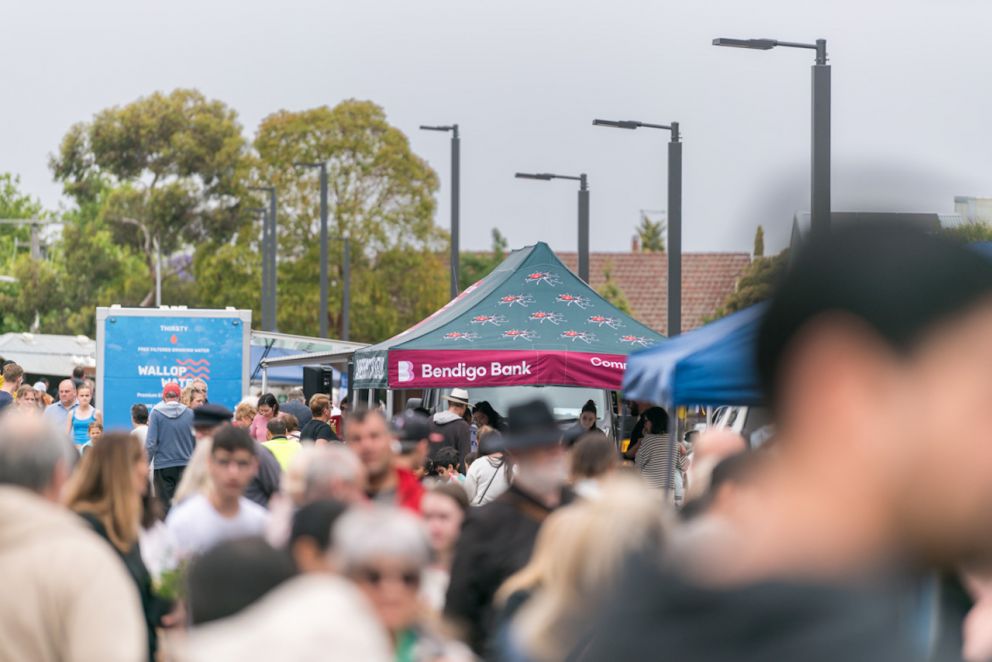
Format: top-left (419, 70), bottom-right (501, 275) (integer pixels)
top-left (392, 409), bottom-right (433, 479)
top-left (0, 411), bottom-right (146, 662)
top-left (335, 506), bottom-right (474, 662)
top-left (185, 537), bottom-right (296, 625)
top-left (683, 427), bottom-right (747, 504)
top-left (177, 539), bottom-right (390, 662)
top-left (421, 482), bottom-right (470, 613)
top-left (265, 444), bottom-right (365, 547)
top-left (166, 425), bottom-right (269, 558)
top-left (288, 499), bottom-right (348, 573)
top-left (445, 399), bottom-right (572, 654)
top-left (64, 432), bottom-right (172, 661)
top-left (345, 408), bottom-right (424, 512)
top-left (494, 476), bottom-right (668, 661)
top-left (584, 223), bottom-right (992, 661)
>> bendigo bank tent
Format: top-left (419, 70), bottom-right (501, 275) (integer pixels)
top-left (621, 303), bottom-right (767, 407)
top-left (352, 242), bottom-right (665, 390)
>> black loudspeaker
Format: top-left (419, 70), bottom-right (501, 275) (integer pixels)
top-left (303, 366), bottom-right (334, 402)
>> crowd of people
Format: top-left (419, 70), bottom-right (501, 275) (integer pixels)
top-left (2, 222), bottom-right (992, 661)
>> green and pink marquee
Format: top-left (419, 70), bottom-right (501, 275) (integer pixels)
top-left (352, 242), bottom-right (666, 390)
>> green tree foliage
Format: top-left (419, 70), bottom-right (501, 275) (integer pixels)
top-left (597, 260), bottom-right (631, 314)
top-left (2, 182), bottom-right (151, 334)
top-left (753, 225), bottom-right (765, 257)
top-left (637, 213), bottom-right (665, 253)
top-left (459, 229), bottom-right (509, 290)
top-left (0, 174), bottom-right (46, 331)
top-left (711, 250), bottom-right (789, 320)
top-left (51, 89), bottom-right (252, 306)
top-left (194, 100), bottom-right (448, 340)
top-left (944, 221), bottom-right (992, 243)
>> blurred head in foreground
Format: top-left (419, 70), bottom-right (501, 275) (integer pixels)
top-left (187, 537), bottom-right (296, 625)
top-left (499, 477), bottom-right (669, 661)
top-left (334, 506), bottom-right (431, 637)
top-left (758, 223), bottom-right (992, 566)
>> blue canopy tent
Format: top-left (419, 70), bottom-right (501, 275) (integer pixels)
top-left (623, 242), bottom-right (992, 408)
top-left (972, 242), bottom-right (992, 260)
top-left (621, 303), bottom-right (767, 407)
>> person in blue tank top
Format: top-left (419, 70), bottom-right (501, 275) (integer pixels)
top-left (67, 383), bottom-right (102, 447)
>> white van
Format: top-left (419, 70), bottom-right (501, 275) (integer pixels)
top-left (421, 386), bottom-right (620, 440)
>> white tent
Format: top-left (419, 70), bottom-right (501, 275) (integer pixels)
top-left (0, 333), bottom-right (95, 376)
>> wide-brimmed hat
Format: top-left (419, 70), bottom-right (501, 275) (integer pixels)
top-left (501, 399), bottom-right (562, 452)
top-left (445, 388), bottom-right (470, 407)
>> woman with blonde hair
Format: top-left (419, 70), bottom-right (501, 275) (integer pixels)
top-left (234, 401), bottom-right (257, 428)
top-left (64, 432), bottom-right (170, 661)
top-left (493, 476), bottom-right (669, 661)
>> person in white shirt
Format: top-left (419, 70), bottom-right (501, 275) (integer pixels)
top-left (131, 403), bottom-right (149, 446)
top-left (167, 425), bottom-right (269, 558)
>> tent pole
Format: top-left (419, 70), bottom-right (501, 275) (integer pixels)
top-left (386, 390), bottom-right (395, 416)
top-left (261, 365), bottom-right (268, 394)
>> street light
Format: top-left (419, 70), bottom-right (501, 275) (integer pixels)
top-left (713, 36), bottom-right (831, 236)
top-left (294, 162), bottom-right (331, 338)
top-left (593, 118), bottom-right (683, 336)
top-left (420, 124), bottom-right (460, 299)
top-left (515, 172), bottom-right (590, 283)
top-left (248, 185), bottom-right (278, 331)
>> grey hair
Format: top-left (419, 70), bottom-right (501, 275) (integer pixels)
top-left (333, 506), bottom-right (431, 572)
top-left (303, 445), bottom-right (363, 501)
top-left (0, 411), bottom-right (77, 492)
top-left (287, 387), bottom-right (306, 402)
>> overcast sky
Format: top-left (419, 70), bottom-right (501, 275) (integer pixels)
top-left (4, 0), bottom-right (990, 255)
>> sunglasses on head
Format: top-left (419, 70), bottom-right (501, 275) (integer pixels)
top-left (353, 567), bottom-right (420, 589)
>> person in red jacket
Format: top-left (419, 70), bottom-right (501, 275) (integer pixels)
top-left (344, 408), bottom-right (424, 513)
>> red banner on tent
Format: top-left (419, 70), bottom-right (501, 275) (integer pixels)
top-left (388, 349), bottom-right (629, 389)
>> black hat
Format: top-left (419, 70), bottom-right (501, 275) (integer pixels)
top-left (390, 410), bottom-right (432, 443)
top-left (193, 403), bottom-right (233, 428)
top-left (502, 399), bottom-right (562, 452)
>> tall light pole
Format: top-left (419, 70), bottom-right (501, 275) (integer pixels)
top-left (420, 124), bottom-right (460, 299)
top-left (249, 185), bottom-right (278, 331)
top-left (515, 172), bottom-right (590, 283)
top-left (294, 162), bottom-right (330, 337)
top-left (713, 37), bottom-right (830, 237)
top-left (341, 234), bottom-right (350, 341)
top-left (593, 119), bottom-right (682, 336)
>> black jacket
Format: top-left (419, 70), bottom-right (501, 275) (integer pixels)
top-left (300, 419), bottom-right (338, 443)
top-left (430, 412), bottom-right (472, 470)
top-left (581, 556), bottom-right (926, 662)
top-left (79, 513), bottom-right (172, 662)
top-left (444, 484), bottom-right (567, 654)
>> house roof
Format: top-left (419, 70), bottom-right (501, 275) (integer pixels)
top-left (0, 333), bottom-right (96, 376)
top-left (557, 252), bottom-right (752, 335)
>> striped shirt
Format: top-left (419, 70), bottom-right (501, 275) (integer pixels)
top-left (635, 433), bottom-right (675, 491)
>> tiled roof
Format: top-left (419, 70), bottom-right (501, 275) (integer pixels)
top-left (556, 252), bottom-right (752, 335)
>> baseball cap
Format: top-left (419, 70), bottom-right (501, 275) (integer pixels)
top-left (390, 410), bottom-right (432, 443)
top-left (162, 383), bottom-right (182, 399)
